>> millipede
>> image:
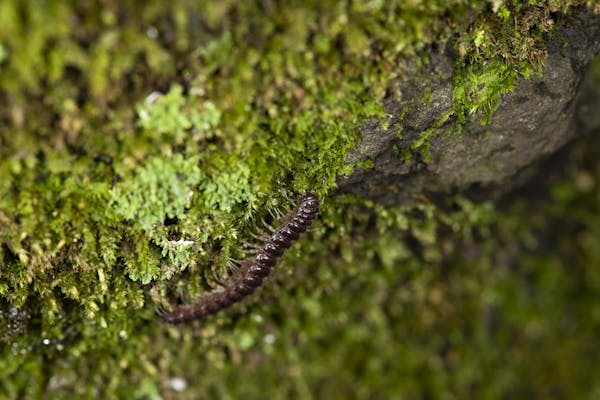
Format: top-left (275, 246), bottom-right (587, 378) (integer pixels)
top-left (158, 191), bottom-right (319, 324)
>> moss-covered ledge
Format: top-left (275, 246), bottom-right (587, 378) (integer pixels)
top-left (1, 1), bottom-right (600, 398)
top-left (340, 6), bottom-right (600, 204)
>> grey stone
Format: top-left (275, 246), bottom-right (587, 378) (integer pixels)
top-left (339, 7), bottom-right (600, 205)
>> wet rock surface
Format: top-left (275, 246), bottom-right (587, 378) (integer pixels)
top-left (339, 7), bottom-right (600, 205)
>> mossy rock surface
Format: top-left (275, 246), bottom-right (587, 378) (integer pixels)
top-left (1, 1), bottom-right (600, 398)
top-left (341, 7), bottom-right (600, 203)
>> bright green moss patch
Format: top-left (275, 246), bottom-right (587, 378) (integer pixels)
top-left (111, 154), bottom-right (204, 283)
top-left (136, 85), bottom-right (222, 145)
top-left (453, 59), bottom-right (535, 124)
top-left (112, 155), bottom-right (203, 234)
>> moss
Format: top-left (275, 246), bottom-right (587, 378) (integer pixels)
top-left (450, 2), bottom-right (562, 126)
top-left (452, 59), bottom-right (536, 124)
top-left (356, 159), bottom-right (375, 170)
top-left (405, 0), bottom-right (591, 156)
top-left (389, 1), bottom-right (594, 159)
top-left (1, 1), bottom-right (599, 398)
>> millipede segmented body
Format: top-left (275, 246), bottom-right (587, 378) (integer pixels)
top-left (159, 191), bottom-right (319, 324)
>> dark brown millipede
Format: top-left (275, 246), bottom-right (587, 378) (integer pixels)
top-left (158, 191), bottom-right (319, 324)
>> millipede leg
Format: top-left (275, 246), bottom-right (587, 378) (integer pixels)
top-left (228, 259), bottom-right (241, 272)
top-left (261, 217), bottom-right (276, 232)
top-left (249, 230), bottom-right (270, 241)
top-left (269, 205), bottom-right (286, 220)
top-left (209, 268), bottom-right (228, 288)
top-left (241, 240), bottom-right (262, 251)
top-left (281, 189), bottom-right (297, 207)
top-left (156, 305), bottom-right (169, 317)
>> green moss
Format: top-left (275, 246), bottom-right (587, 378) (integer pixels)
top-left (136, 85), bottom-right (222, 146)
top-left (356, 159), bottom-right (375, 170)
top-left (398, 1), bottom-right (591, 156)
top-left (449, 2), bottom-right (562, 126)
top-left (452, 59), bottom-right (535, 124)
top-left (1, 1), bottom-right (599, 398)
top-left (112, 155), bottom-right (203, 234)
top-left (405, 1), bottom-right (592, 156)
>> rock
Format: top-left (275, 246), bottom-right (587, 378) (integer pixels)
top-left (339, 7), bottom-right (600, 205)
